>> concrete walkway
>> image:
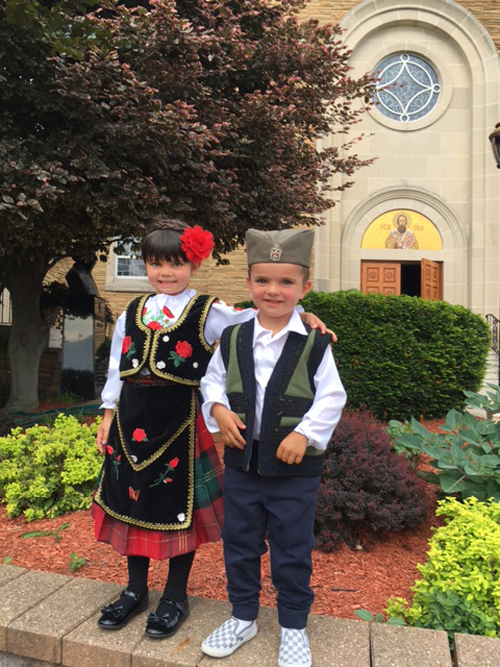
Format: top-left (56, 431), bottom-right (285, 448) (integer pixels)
top-left (1, 565), bottom-right (500, 667)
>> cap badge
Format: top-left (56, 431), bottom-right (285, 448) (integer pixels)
top-left (270, 244), bottom-right (282, 262)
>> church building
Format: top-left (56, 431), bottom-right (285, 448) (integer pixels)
top-left (97, 0), bottom-right (500, 321)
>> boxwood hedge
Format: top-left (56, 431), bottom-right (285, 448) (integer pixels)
top-left (235, 290), bottom-right (490, 420)
top-left (301, 291), bottom-right (490, 420)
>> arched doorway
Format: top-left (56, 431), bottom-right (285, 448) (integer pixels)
top-left (361, 258), bottom-right (442, 300)
top-left (359, 209), bottom-right (443, 300)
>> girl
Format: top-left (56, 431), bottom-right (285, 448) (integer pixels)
top-left (92, 217), bottom-right (331, 639)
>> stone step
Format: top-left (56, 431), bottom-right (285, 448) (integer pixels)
top-left (0, 565), bottom-right (498, 667)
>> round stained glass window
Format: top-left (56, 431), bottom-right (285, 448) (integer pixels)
top-left (373, 53), bottom-right (441, 123)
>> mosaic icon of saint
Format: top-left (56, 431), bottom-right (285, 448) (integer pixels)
top-left (385, 213), bottom-right (419, 249)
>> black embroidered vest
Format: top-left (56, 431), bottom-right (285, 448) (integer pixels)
top-left (219, 319), bottom-right (331, 477)
top-left (119, 294), bottom-right (216, 385)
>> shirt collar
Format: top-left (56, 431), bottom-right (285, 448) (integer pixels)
top-left (152, 289), bottom-right (196, 306)
top-left (252, 308), bottom-right (306, 345)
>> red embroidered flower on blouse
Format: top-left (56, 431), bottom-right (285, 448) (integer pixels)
top-left (106, 445), bottom-right (114, 456)
top-left (169, 457), bottom-right (180, 469)
top-left (175, 341), bottom-right (193, 359)
top-left (162, 306), bottom-right (174, 318)
top-left (132, 428), bottom-right (148, 442)
top-left (147, 321), bottom-right (162, 330)
top-left (180, 225), bottom-right (214, 264)
top-left (122, 336), bottom-right (132, 354)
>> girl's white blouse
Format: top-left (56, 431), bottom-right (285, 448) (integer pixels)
top-left (100, 289), bottom-right (256, 409)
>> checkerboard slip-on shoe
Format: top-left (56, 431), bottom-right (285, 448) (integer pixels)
top-left (201, 617), bottom-right (258, 658)
top-left (278, 628), bottom-right (312, 667)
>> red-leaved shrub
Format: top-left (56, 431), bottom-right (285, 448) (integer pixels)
top-left (314, 410), bottom-right (430, 551)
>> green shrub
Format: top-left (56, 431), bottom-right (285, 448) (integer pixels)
top-left (392, 386), bottom-right (500, 501)
top-left (0, 414), bottom-right (102, 520)
top-left (314, 410), bottom-right (430, 551)
top-left (304, 291), bottom-right (489, 419)
top-left (386, 496), bottom-right (500, 642)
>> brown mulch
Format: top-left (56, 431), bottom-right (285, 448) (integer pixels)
top-left (0, 416), bottom-right (446, 620)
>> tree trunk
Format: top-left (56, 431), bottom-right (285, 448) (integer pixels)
top-left (4, 258), bottom-right (50, 413)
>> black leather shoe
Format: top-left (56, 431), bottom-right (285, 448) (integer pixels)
top-left (98, 590), bottom-right (149, 630)
top-left (145, 597), bottom-right (190, 639)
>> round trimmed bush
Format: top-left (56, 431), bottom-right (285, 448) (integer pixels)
top-left (314, 410), bottom-right (431, 551)
top-left (301, 291), bottom-right (490, 420)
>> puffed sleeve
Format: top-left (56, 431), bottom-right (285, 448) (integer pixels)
top-left (100, 311), bottom-right (126, 410)
top-left (199, 345), bottom-right (231, 433)
top-left (293, 347), bottom-right (347, 450)
top-left (203, 300), bottom-right (256, 345)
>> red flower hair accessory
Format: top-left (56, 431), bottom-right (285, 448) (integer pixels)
top-left (180, 225), bottom-right (214, 264)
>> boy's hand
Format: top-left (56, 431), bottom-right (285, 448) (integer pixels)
top-left (300, 312), bottom-right (337, 343)
top-left (276, 431), bottom-right (308, 465)
top-left (211, 403), bottom-right (246, 450)
top-left (96, 409), bottom-right (114, 455)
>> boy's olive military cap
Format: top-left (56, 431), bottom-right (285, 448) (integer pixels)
top-left (246, 228), bottom-right (314, 268)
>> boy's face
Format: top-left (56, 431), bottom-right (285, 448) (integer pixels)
top-left (246, 263), bottom-right (311, 330)
top-left (145, 257), bottom-right (197, 296)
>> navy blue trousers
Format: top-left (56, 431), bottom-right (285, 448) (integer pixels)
top-left (222, 465), bottom-right (320, 629)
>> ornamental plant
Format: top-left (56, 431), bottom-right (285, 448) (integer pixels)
top-left (238, 291), bottom-right (489, 420)
top-left (0, 414), bottom-right (102, 521)
top-left (386, 497), bottom-right (500, 643)
top-left (314, 410), bottom-right (430, 551)
top-left (391, 385), bottom-right (500, 501)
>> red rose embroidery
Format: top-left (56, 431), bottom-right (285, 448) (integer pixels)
top-left (180, 225), bottom-right (215, 264)
top-left (106, 445), bottom-right (113, 455)
top-left (169, 457), bottom-right (180, 469)
top-left (165, 477), bottom-right (173, 484)
top-left (147, 321), bottom-right (162, 330)
top-left (122, 336), bottom-right (132, 354)
top-left (142, 307), bottom-right (147, 316)
top-left (175, 341), bottom-right (193, 359)
top-left (162, 306), bottom-right (174, 318)
top-left (132, 428), bottom-right (148, 442)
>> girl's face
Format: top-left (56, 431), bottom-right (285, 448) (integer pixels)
top-left (145, 257), bottom-right (197, 296)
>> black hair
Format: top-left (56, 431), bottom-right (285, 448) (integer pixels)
top-left (141, 217), bottom-right (190, 264)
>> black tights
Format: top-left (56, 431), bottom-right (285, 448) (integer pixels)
top-left (127, 551), bottom-right (195, 605)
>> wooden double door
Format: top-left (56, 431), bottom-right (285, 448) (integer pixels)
top-left (361, 259), bottom-right (442, 300)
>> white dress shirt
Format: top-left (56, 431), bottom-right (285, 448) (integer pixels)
top-left (100, 290), bottom-right (258, 409)
top-left (200, 309), bottom-right (346, 450)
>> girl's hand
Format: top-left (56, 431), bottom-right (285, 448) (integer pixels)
top-left (300, 312), bottom-right (337, 342)
top-left (211, 404), bottom-right (246, 450)
top-left (96, 409), bottom-right (114, 455)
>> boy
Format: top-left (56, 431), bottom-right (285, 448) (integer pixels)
top-left (200, 228), bottom-right (346, 667)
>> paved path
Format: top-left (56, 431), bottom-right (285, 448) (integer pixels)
top-left (1, 565), bottom-right (500, 666)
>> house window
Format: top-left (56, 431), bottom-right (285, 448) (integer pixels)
top-left (115, 243), bottom-right (146, 278)
top-left (373, 53), bottom-right (441, 123)
top-left (105, 242), bottom-right (150, 292)
top-left (0, 289), bottom-right (12, 325)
